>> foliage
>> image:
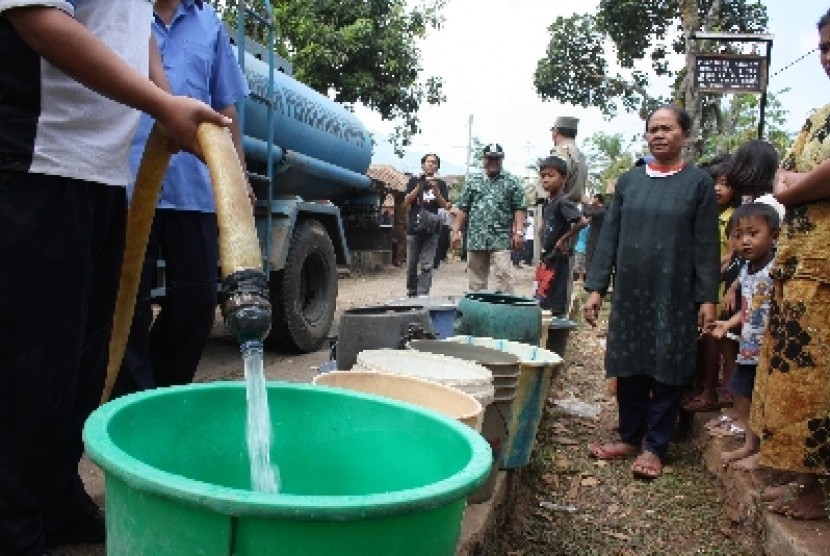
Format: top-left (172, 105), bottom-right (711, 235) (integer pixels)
top-left (584, 132), bottom-right (637, 195)
top-left (534, 1), bottom-right (773, 159)
top-left (222, 0), bottom-right (447, 155)
top-left (701, 90), bottom-right (793, 160)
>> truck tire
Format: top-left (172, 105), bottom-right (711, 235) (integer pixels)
top-left (266, 220), bottom-right (337, 353)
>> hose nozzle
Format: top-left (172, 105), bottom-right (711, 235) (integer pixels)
top-left (220, 269), bottom-right (271, 345)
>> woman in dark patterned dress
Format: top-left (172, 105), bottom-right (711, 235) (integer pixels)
top-left (749, 8), bottom-right (830, 520)
top-left (582, 105), bottom-right (720, 479)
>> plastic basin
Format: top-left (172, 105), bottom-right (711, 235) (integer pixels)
top-left (83, 382), bottom-right (492, 555)
top-left (446, 336), bottom-right (563, 468)
top-left (313, 370), bottom-right (483, 431)
top-left (354, 349), bottom-right (495, 407)
top-left (406, 339), bottom-right (521, 378)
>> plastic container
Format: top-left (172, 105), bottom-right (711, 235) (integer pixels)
top-left (454, 292), bottom-right (542, 345)
top-left (405, 340), bottom-right (521, 380)
top-left (354, 349), bottom-right (495, 407)
top-left (545, 317), bottom-right (577, 360)
top-left (313, 370), bottom-right (483, 431)
top-left (539, 310), bottom-right (553, 348)
top-left (336, 305), bottom-right (434, 370)
top-left (446, 336), bottom-right (562, 468)
top-left (386, 296), bottom-right (459, 339)
top-left (354, 349), bottom-right (502, 504)
top-left (83, 382), bottom-right (491, 556)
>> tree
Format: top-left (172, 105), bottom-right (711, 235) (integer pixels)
top-left (534, 1), bottom-right (771, 158)
top-left (702, 90), bottom-right (793, 160)
top-left (583, 132), bottom-right (636, 194)
top-left (224, 1), bottom-right (447, 154)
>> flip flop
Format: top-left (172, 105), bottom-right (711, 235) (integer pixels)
top-left (705, 414), bottom-right (734, 430)
top-left (631, 452), bottom-right (663, 480)
top-left (587, 442), bottom-right (638, 460)
top-left (708, 423), bottom-right (745, 438)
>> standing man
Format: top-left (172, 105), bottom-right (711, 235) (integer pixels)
top-left (548, 116), bottom-right (588, 313)
top-left (550, 116), bottom-right (588, 202)
top-left (113, 0), bottom-right (250, 397)
top-left (452, 144), bottom-right (526, 294)
top-left (0, 1), bottom-right (229, 553)
top-left (403, 153), bottom-right (448, 297)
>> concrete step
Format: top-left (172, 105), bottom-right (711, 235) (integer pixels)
top-left (691, 411), bottom-right (830, 555)
top-left (456, 471), bottom-right (511, 555)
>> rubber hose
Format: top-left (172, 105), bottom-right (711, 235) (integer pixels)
top-left (101, 123), bottom-right (172, 403)
top-left (196, 123), bottom-right (261, 276)
top-left (101, 123), bottom-right (260, 403)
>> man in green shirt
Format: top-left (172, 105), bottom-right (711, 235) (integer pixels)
top-left (452, 144), bottom-right (526, 293)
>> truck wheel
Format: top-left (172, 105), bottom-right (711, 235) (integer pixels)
top-left (266, 220), bottom-right (337, 353)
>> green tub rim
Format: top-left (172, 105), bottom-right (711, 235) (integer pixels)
top-left (83, 381), bottom-right (492, 521)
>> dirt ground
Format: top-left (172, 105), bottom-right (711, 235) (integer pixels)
top-left (485, 300), bottom-right (752, 555)
top-left (64, 258), bottom-right (745, 555)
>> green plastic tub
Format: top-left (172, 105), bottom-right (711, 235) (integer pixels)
top-left (454, 292), bottom-right (542, 345)
top-left (83, 382), bottom-right (491, 555)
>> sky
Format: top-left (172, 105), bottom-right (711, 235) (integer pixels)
top-left (359, 0), bottom-right (829, 177)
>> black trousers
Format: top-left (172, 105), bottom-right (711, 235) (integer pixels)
top-left (538, 253), bottom-right (570, 316)
top-left (616, 375), bottom-right (685, 459)
top-left (0, 171), bottom-right (126, 554)
top-left (112, 209), bottom-right (218, 397)
top-left (434, 224), bottom-right (450, 268)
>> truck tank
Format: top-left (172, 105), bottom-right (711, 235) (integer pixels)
top-left (234, 47), bottom-right (375, 203)
top-left (220, 28), bottom-right (384, 355)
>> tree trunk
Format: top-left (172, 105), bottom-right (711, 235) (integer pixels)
top-left (680, 0), bottom-right (703, 160)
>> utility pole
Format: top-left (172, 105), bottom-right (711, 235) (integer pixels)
top-left (464, 114), bottom-right (473, 184)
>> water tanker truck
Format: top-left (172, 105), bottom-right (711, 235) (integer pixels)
top-left (154, 4), bottom-right (379, 353)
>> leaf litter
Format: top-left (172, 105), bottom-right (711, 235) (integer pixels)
top-left (483, 310), bottom-right (752, 555)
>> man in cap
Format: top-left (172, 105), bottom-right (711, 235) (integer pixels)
top-left (550, 116), bottom-right (588, 202)
top-left (452, 144), bottom-right (526, 293)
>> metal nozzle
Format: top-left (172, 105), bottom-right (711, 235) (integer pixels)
top-left (220, 269), bottom-right (272, 345)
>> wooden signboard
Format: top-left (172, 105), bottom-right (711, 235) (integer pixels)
top-left (694, 54), bottom-right (767, 94)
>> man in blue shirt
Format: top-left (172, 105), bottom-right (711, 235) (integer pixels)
top-left (113, 0), bottom-right (250, 396)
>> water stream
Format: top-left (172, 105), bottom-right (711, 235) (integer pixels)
top-left (242, 340), bottom-right (280, 493)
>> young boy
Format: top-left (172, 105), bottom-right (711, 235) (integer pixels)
top-left (709, 202), bottom-right (779, 471)
top-left (534, 156), bottom-right (588, 316)
top-left (0, 3), bottom-right (228, 553)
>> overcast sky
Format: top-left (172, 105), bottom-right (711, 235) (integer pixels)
top-left (358, 0), bottom-right (828, 177)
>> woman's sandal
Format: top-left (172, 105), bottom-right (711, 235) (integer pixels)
top-left (631, 452), bottom-right (663, 480)
top-left (587, 442), bottom-right (638, 460)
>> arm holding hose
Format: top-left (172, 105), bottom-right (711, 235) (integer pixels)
top-left (6, 5), bottom-right (229, 156)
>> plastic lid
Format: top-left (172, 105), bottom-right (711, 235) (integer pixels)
top-left (407, 340), bottom-right (520, 366)
top-left (444, 335), bottom-right (563, 367)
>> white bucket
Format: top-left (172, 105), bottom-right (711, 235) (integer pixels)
top-left (355, 349), bottom-right (495, 408)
